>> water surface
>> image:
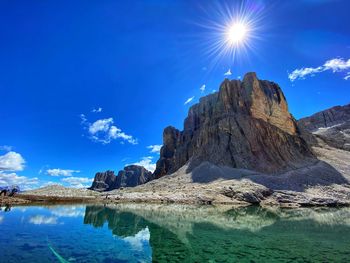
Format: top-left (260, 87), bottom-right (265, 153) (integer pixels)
top-left (0, 204), bottom-right (350, 262)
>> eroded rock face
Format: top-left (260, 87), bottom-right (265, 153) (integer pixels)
top-left (154, 72), bottom-right (314, 178)
top-left (116, 165), bottom-right (153, 188)
top-left (298, 104), bottom-right (350, 151)
top-left (90, 166), bottom-right (153, 191)
top-left (90, 170), bottom-right (117, 192)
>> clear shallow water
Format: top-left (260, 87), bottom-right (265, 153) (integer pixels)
top-left (0, 204), bottom-right (350, 263)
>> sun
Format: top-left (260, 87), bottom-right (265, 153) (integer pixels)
top-left (226, 23), bottom-right (248, 45)
top-left (196, 1), bottom-right (265, 67)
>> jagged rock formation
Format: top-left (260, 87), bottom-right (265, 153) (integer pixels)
top-left (116, 165), bottom-right (153, 188)
top-left (298, 104), bottom-right (350, 151)
top-left (154, 72), bottom-right (315, 178)
top-left (90, 166), bottom-right (153, 192)
top-left (90, 170), bottom-right (117, 192)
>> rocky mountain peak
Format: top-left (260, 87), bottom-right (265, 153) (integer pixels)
top-left (154, 73), bottom-right (314, 178)
top-left (90, 166), bottom-right (153, 192)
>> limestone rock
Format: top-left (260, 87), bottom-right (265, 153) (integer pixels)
top-left (90, 170), bottom-right (117, 192)
top-left (116, 165), bottom-right (153, 188)
top-left (298, 104), bottom-right (350, 151)
top-left (154, 72), bottom-right (314, 178)
top-left (90, 166), bottom-right (153, 191)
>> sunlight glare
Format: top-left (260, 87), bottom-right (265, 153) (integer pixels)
top-left (226, 23), bottom-right (247, 45)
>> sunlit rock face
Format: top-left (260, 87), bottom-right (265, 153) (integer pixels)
top-left (90, 165), bottom-right (153, 191)
top-left (154, 72), bottom-right (314, 178)
top-left (298, 104), bottom-right (350, 151)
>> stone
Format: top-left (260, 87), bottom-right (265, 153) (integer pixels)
top-left (154, 72), bottom-right (315, 178)
top-left (90, 170), bottom-right (117, 192)
top-left (298, 104), bottom-right (350, 151)
top-left (116, 165), bottom-right (153, 188)
top-left (90, 166), bottom-right (153, 192)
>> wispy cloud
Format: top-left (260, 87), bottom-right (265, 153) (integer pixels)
top-left (288, 58), bottom-right (350, 81)
top-left (0, 172), bottom-right (38, 190)
top-left (184, 96), bottom-right (194, 105)
top-left (147, 145), bottom-right (162, 154)
top-left (224, 69), bottom-right (232, 76)
top-left (0, 151), bottom-right (38, 190)
top-left (91, 107), bottom-right (103, 113)
top-left (123, 227), bottom-right (150, 251)
top-left (200, 84), bottom-right (206, 93)
top-left (0, 145), bottom-right (12, 152)
top-left (0, 151), bottom-right (25, 171)
top-left (130, 156), bottom-right (156, 172)
top-left (81, 115), bottom-right (138, 145)
top-left (29, 215), bottom-right (58, 225)
top-left (344, 72), bottom-right (350, 80)
top-left (50, 206), bottom-right (85, 218)
top-left (61, 177), bottom-right (92, 188)
top-left (46, 168), bottom-right (80, 177)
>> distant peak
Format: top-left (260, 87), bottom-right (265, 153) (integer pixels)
top-left (243, 72), bottom-right (258, 81)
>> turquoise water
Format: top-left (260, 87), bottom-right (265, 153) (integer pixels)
top-left (0, 204), bottom-right (350, 262)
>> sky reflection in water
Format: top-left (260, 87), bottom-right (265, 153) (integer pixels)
top-left (1, 204), bottom-right (350, 263)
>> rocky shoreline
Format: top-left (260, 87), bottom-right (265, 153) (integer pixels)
top-left (4, 143), bottom-right (350, 208)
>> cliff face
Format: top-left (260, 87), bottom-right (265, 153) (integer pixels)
top-left (298, 104), bottom-right (350, 151)
top-left (154, 72), bottom-right (314, 178)
top-left (90, 170), bottom-right (117, 192)
top-left (116, 165), bottom-right (153, 188)
top-left (90, 166), bottom-right (152, 191)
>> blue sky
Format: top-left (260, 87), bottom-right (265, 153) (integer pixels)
top-left (0, 0), bottom-right (349, 189)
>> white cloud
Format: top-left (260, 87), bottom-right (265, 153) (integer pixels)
top-left (61, 176), bottom-right (93, 188)
top-left (0, 145), bottom-right (12, 152)
top-left (224, 69), bottom-right (232, 76)
top-left (184, 96), bottom-right (194, 105)
top-left (92, 107), bottom-right (103, 113)
top-left (288, 58), bottom-right (350, 81)
top-left (147, 145), bottom-right (162, 154)
top-left (123, 227), bottom-right (150, 251)
top-left (0, 215), bottom-right (3, 224)
top-left (200, 84), bottom-right (206, 93)
top-left (46, 169), bottom-right (80, 177)
top-left (324, 58), bottom-right (350, 72)
top-left (81, 116), bottom-right (138, 145)
top-left (89, 118), bottom-right (113, 134)
top-left (130, 157), bottom-right (156, 172)
top-left (344, 73), bottom-right (350, 80)
top-left (29, 215), bottom-right (58, 225)
top-left (50, 206), bottom-right (85, 218)
top-left (0, 151), bottom-right (25, 171)
top-left (0, 172), bottom-right (39, 190)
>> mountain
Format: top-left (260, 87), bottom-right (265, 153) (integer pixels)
top-left (154, 72), bottom-right (315, 178)
top-left (90, 165), bottom-right (152, 191)
top-left (298, 104), bottom-right (350, 151)
top-left (90, 170), bottom-right (117, 192)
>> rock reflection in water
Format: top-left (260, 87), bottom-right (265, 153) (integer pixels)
top-left (83, 204), bottom-right (350, 262)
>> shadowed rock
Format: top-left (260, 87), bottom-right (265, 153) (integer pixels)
top-left (298, 104), bottom-right (350, 151)
top-left (90, 166), bottom-right (152, 192)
